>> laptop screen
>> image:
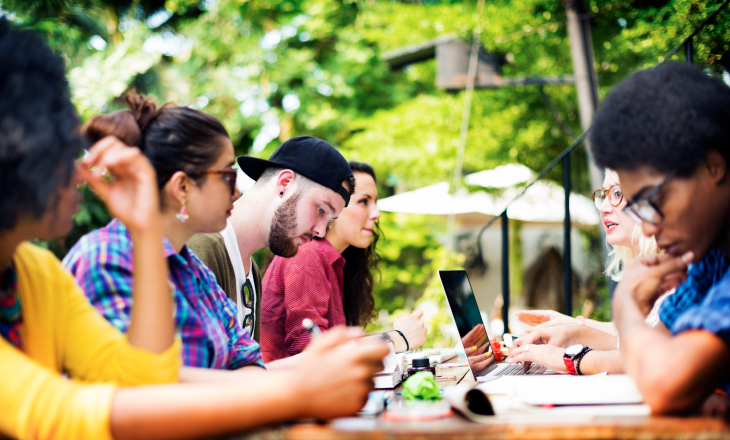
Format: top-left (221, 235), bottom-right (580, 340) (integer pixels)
top-left (438, 270), bottom-right (497, 378)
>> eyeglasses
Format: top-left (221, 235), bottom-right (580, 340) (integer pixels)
top-left (188, 169), bottom-right (238, 195)
top-left (623, 170), bottom-right (676, 226)
top-left (592, 184), bottom-right (623, 209)
top-left (240, 278), bottom-right (254, 335)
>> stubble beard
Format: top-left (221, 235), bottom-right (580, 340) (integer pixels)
top-left (269, 190), bottom-right (309, 258)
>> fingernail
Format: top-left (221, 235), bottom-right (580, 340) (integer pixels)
top-left (682, 252), bottom-right (694, 264)
top-left (535, 325), bottom-right (541, 329)
top-left (485, 352), bottom-right (492, 358)
top-left (471, 346), bottom-right (477, 351)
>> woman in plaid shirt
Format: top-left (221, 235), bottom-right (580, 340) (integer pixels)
top-left (63, 94), bottom-right (265, 373)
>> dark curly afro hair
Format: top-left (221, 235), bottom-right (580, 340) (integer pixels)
top-left (0, 17), bottom-right (83, 232)
top-left (589, 62), bottom-right (730, 177)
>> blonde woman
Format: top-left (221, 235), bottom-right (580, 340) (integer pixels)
top-left (503, 171), bottom-right (667, 375)
top-left (516, 170), bottom-right (662, 333)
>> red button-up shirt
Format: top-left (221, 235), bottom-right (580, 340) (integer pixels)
top-left (260, 238), bottom-right (346, 362)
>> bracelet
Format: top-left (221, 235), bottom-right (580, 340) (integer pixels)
top-left (393, 329), bottom-right (409, 351)
top-left (575, 348), bottom-right (594, 375)
top-left (616, 333), bottom-right (620, 350)
top-left (576, 315), bottom-right (587, 326)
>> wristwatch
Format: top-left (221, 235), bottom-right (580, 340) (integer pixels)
top-left (563, 344), bottom-right (593, 375)
top-left (382, 332), bottom-right (393, 346)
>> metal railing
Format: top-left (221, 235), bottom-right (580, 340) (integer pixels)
top-left (475, 0), bottom-right (730, 332)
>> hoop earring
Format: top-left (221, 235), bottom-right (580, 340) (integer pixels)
top-left (176, 198), bottom-right (190, 223)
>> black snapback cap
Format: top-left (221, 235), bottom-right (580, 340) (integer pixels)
top-left (237, 136), bottom-right (353, 206)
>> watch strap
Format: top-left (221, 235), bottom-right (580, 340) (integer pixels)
top-left (563, 346), bottom-right (592, 375)
top-left (382, 333), bottom-right (393, 343)
top-left (563, 354), bottom-right (578, 375)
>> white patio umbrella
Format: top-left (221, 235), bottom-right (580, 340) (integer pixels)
top-left (377, 164), bottom-right (599, 225)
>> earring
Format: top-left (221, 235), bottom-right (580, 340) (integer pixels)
top-left (176, 198), bottom-right (190, 223)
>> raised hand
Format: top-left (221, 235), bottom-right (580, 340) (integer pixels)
top-left (291, 327), bottom-right (389, 419)
top-left (77, 136), bottom-right (160, 233)
top-left (516, 310), bottom-right (578, 331)
top-left (393, 310), bottom-right (427, 350)
top-left (78, 135), bottom-right (173, 352)
top-left (615, 253), bottom-right (693, 316)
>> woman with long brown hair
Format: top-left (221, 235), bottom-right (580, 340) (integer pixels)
top-left (261, 161), bottom-right (427, 362)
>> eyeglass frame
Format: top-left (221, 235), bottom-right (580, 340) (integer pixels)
top-left (187, 168), bottom-right (238, 195)
top-left (623, 169), bottom-right (677, 226)
top-left (591, 184), bottom-right (623, 208)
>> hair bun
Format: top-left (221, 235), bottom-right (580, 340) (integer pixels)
top-left (126, 92), bottom-right (158, 132)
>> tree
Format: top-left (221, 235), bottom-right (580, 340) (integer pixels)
top-left (6, 0), bottom-right (730, 342)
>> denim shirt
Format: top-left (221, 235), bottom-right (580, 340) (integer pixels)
top-left (659, 248), bottom-right (730, 392)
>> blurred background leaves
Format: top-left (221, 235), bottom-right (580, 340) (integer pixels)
top-left (6, 0), bottom-right (730, 345)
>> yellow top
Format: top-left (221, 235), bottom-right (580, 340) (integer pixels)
top-left (0, 243), bottom-right (181, 440)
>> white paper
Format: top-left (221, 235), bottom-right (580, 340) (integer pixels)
top-left (378, 343), bottom-right (399, 374)
top-left (477, 374), bottom-right (643, 405)
top-left (373, 348), bottom-right (404, 389)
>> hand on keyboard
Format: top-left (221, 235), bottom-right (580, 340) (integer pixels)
top-left (504, 343), bottom-right (570, 375)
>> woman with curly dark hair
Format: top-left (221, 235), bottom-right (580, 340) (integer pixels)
top-left (261, 162), bottom-right (427, 362)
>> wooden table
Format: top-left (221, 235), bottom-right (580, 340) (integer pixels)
top-left (228, 363), bottom-right (730, 440)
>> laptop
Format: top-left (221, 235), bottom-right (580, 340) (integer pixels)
top-left (438, 269), bottom-right (560, 381)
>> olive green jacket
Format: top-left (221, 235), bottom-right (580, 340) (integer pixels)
top-left (187, 232), bottom-right (263, 343)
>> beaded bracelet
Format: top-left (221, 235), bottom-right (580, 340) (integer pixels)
top-left (575, 347), bottom-right (594, 375)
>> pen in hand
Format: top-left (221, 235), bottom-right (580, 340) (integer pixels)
top-left (302, 318), bottom-right (322, 340)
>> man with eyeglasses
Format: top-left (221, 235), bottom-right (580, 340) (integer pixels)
top-left (589, 62), bottom-right (730, 416)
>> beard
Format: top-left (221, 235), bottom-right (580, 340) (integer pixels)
top-left (269, 190), bottom-right (311, 257)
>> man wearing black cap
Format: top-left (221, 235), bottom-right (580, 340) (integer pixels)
top-left (189, 136), bottom-right (354, 365)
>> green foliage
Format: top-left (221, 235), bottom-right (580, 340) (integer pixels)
top-left (510, 219), bottom-right (524, 301)
top-left (7, 0), bottom-right (730, 344)
top-left (589, 274), bottom-right (612, 323)
top-left (373, 213), bottom-right (443, 311)
top-left (412, 245), bottom-right (465, 348)
top-left (365, 212), bottom-right (464, 348)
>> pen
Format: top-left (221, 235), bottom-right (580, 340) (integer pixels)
top-left (302, 318), bottom-right (322, 339)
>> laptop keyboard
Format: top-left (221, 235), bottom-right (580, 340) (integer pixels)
top-left (496, 363), bottom-right (547, 376)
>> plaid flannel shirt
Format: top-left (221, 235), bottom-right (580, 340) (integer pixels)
top-left (63, 219), bottom-right (264, 370)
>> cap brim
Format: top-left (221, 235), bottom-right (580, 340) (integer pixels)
top-left (236, 155), bottom-right (279, 181)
